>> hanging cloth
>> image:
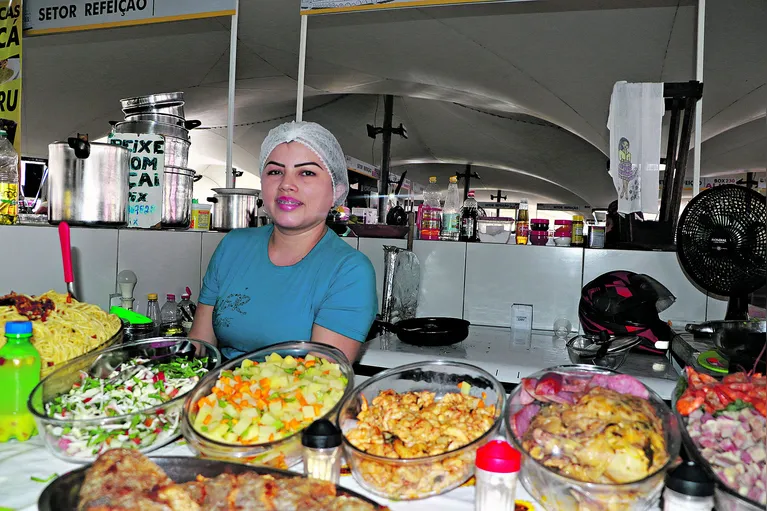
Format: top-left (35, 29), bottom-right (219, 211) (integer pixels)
top-left (607, 81), bottom-right (664, 215)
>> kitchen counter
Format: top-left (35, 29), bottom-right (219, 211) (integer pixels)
top-left (358, 326), bottom-right (680, 399)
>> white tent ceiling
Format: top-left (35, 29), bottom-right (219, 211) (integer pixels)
top-left (20, 0), bottom-right (766, 207)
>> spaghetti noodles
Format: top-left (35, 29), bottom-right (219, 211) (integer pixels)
top-left (0, 291), bottom-right (122, 376)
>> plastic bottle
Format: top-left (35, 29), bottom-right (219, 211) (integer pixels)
top-left (160, 294), bottom-right (184, 337)
top-left (420, 176), bottom-right (442, 241)
top-left (146, 293), bottom-right (161, 336)
top-left (0, 321), bottom-right (41, 442)
top-left (515, 199), bottom-right (529, 245)
top-left (0, 130), bottom-right (19, 225)
top-left (302, 419), bottom-right (343, 484)
top-left (459, 191), bottom-right (479, 242)
top-left (663, 460), bottom-right (714, 511)
top-left (440, 176), bottom-right (461, 241)
top-left (475, 439), bottom-right (521, 511)
top-left (178, 288), bottom-right (197, 335)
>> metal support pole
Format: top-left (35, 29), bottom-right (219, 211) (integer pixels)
top-left (669, 97), bottom-right (697, 230)
top-left (296, 15), bottom-right (308, 122)
top-left (225, 0), bottom-right (240, 189)
top-left (378, 95), bottom-right (394, 223)
top-left (659, 100), bottom-right (680, 222)
top-left (692, 0), bottom-right (705, 197)
top-left (462, 164), bottom-right (471, 200)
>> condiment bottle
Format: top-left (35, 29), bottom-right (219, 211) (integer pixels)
top-left (663, 460), bottom-right (714, 511)
top-left (302, 419), bottom-right (343, 484)
top-left (475, 439), bottom-right (521, 511)
top-left (515, 199), bottom-right (529, 245)
top-left (0, 321), bottom-right (41, 442)
top-left (571, 215), bottom-right (585, 246)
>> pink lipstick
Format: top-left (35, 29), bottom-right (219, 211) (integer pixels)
top-left (276, 196), bottom-right (303, 212)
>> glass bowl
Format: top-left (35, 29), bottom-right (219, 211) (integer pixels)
top-left (28, 337), bottom-right (221, 463)
top-left (181, 341), bottom-right (354, 469)
top-left (566, 335), bottom-right (641, 371)
top-left (672, 376), bottom-right (764, 511)
top-left (337, 360), bottom-right (505, 500)
top-left (506, 365), bottom-right (681, 511)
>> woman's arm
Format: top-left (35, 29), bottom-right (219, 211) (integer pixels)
top-left (189, 304), bottom-right (217, 348)
top-left (311, 323), bottom-right (363, 363)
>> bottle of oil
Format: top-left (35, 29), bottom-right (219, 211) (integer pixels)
top-left (0, 321), bottom-right (41, 442)
top-left (515, 199), bottom-right (529, 245)
top-left (0, 129), bottom-right (19, 225)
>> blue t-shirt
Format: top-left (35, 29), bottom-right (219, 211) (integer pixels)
top-left (199, 225), bottom-right (378, 359)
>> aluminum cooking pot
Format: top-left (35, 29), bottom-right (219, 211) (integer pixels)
top-left (208, 188), bottom-right (261, 231)
top-left (162, 166), bottom-right (195, 229)
top-left (47, 138), bottom-right (130, 226)
top-left (111, 120), bottom-right (191, 167)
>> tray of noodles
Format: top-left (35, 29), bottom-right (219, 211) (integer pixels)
top-left (0, 291), bottom-right (123, 377)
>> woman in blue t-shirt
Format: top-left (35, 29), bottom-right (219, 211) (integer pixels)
top-left (189, 122), bottom-right (378, 362)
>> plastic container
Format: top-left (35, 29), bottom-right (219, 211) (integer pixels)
top-left (531, 218), bottom-right (549, 232)
top-left (475, 439), bottom-right (521, 511)
top-left (190, 201), bottom-right (211, 231)
top-left (530, 230), bottom-right (548, 246)
top-left (181, 341), bottom-right (354, 469)
top-left (478, 216), bottom-right (513, 244)
top-left (28, 338), bottom-right (221, 462)
top-left (554, 220), bottom-right (573, 247)
top-left (0, 130), bottom-right (19, 225)
top-left (160, 294), bottom-right (184, 337)
top-left (337, 360), bottom-right (505, 500)
top-left (460, 191), bottom-right (480, 242)
top-left (590, 225), bottom-right (606, 248)
top-left (571, 215), bottom-right (585, 246)
top-left (420, 176), bottom-right (442, 240)
top-left (506, 365), bottom-right (681, 511)
top-left (663, 461), bottom-right (715, 511)
top-left (440, 176), bottom-right (461, 241)
top-left (302, 419), bottom-right (343, 484)
top-left (0, 321), bottom-right (41, 442)
top-left (146, 293), bottom-right (161, 336)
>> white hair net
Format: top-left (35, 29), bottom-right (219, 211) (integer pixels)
top-left (259, 121), bottom-right (349, 207)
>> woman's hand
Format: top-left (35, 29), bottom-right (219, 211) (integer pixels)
top-left (189, 304), bottom-right (217, 353)
top-left (311, 324), bottom-right (363, 363)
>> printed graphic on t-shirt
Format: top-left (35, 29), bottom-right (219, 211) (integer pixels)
top-left (213, 293), bottom-right (251, 329)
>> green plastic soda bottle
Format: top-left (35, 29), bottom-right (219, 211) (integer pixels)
top-left (0, 321), bottom-right (41, 442)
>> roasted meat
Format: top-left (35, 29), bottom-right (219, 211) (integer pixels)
top-left (78, 449), bottom-right (381, 511)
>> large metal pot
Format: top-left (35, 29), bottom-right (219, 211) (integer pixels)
top-left (112, 120), bottom-right (191, 168)
top-left (208, 188), bottom-right (261, 231)
top-left (47, 138), bottom-right (130, 226)
top-left (120, 92), bottom-right (185, 118)
top-left (162, 166), bottom-right (195, 229)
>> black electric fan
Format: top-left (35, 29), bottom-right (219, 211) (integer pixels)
top-left (676, 184), bottom-right (766, 319)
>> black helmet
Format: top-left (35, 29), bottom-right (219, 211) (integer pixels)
top-left (579, 271), bottom-right (676, 354)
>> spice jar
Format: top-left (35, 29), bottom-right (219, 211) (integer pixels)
top-left (589, 225), bottom-right (605, 248)
top-left (571, 215), bottom-right (585, 246)
top-left (302, 419), bottom-right (343, 484)
top-left (553, 220), bottom-right (572, 246)
top-left (530, 230), bottom-right (548, 246)
top-left (530, 218), bottom-right (549, 231)
top-left (663, 460), bottom-right (714, 511)
top-left (475, 439), bottom-right (521, 511)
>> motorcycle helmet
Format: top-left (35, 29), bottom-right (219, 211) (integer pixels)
top-left (579, 271), bottom-right (676, 354)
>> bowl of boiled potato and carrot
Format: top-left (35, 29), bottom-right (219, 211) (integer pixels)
top-left (181, 341), bottom-right (354, 469)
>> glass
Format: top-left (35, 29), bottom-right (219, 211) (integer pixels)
top-left (553, 317), bottom-right (572, 338)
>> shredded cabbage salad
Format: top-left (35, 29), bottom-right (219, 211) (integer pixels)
top-left (44, 357), bottom-right (208, 459)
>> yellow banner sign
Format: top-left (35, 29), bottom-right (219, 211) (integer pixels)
top-left (301, 0), bottom-right (513, 15)
top-left (0, 0), bottom-right (21, 157)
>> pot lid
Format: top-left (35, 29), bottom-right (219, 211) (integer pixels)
top-left (112, 120), bottom-right (189, 141)
top-left (212, 187), bottom-right (260, 195)
top-left (120, 92), bottom-right (184, 109)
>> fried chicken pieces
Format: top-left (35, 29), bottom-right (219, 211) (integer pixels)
top-left (77, 449), bottom-right (380, 511)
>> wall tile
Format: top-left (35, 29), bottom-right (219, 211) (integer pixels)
top-left (412, 240), bottom-right (466, 318)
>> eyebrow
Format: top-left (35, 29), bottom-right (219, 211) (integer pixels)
top-left (265, 161), bottom-right (285, 168)
top-left (295, 161), bottom-right (323, 169)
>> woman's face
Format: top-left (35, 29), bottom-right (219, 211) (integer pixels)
top-left (261, 142), bottom-right (335, 232)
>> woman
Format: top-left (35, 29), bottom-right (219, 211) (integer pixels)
top-left (189, 121), bottom-right (378, 362)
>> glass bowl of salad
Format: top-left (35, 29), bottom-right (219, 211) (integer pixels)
top-left (28, 337), bottom-right (221, 463)
top-left (180, 341), bottom-right (354, 469)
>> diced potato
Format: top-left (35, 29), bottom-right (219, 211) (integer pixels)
top-left (302, 405), bottom-right (316, 420)
top-left (269, 401), bottom-right (283, 414)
